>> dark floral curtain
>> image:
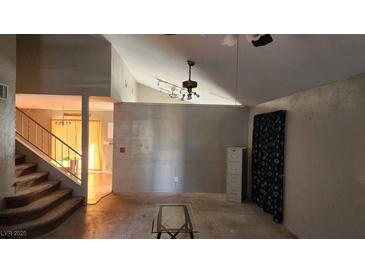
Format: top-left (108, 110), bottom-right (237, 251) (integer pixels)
top-left (251, 110), bottom-right (286, 223)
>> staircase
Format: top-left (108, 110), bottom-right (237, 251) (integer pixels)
top-left (0, 153), bottom-right (83, 238)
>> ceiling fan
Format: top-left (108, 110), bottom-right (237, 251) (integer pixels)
top-left (162, 34), bottom-right (273, 103)
top-left (182, 60), bottom-right (199, 101)
top-left (155, 60), bottom-right (199, 101)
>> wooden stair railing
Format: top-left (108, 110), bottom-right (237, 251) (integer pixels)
top-left (15, 107), bottom-right (82, 181)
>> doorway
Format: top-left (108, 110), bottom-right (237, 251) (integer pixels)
top-left (16, 94), bottom-right (115, 204)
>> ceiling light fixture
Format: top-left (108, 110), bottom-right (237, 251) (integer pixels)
top-left (56, 105), bottom-right (71, 126)
top-left (182, 60), bottom-right (199, 101)
top-left (157, 78), bottom-right (185, 99)
top-left (156, 60), bottom-right (200, 101)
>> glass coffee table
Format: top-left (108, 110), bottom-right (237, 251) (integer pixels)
top-left (152, 204), bottom-right (199, 239)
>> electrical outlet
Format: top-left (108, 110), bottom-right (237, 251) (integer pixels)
top-left (174, 177), bottom-right (179, 183)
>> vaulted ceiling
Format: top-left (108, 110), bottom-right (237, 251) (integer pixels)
top-left (105, 34), bottom-right (365, 106)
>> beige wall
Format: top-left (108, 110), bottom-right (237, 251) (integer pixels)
top-left (16, 35), bottom-right (112, 97)
top-left (20, 109), bottom-right (53, 130)
top-left (111, 48), bottom-right (137, 102)
top-left (0, 35), bottom-right (16, 207)
top-left (113, 103), bottom-right (248, 193)
top-left (247, 73), bottom-right (365, 238)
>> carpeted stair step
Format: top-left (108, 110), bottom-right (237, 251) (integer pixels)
top-left (3, 181), bottom-right (61, 208)
top-left (15, 154), bottom-right (25, 165)
top-left (15, 163), bottom-right (37, 178)
top-left (0, 189), bottom-right (72, 225)
top-left (0, 197), bottom-right (83, 238)
top-left (14, 171), bottom-right (49, 191)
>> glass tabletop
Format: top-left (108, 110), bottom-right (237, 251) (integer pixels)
top-left (152, 204), bottom-right (199, 234)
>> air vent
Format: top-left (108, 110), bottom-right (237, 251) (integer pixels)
top-left (0, 84), bottom-right (8, 101)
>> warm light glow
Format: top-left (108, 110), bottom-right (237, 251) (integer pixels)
top-left (51, 120), bottom-right (102, 171)
top-left (87, 172), bottom-right (112, 204)
top-left (107, 122), bottom-right (113, 139)
top-left (89, 144), bottom-right (95, 170)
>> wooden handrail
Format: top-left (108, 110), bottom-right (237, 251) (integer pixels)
top-left (16, 107), bottom-right (82, 181)
top-left (16, 107), bottom-right (82, 157)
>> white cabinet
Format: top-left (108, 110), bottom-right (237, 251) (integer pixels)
top-left (226, 147), bottom-right (247, 203)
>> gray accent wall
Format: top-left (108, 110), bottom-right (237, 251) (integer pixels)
top-left (0, 35), bottom-right (16, 208)
top-left (248, 73), bottom-right (365, 238)
top-left (113, 103), bottom-right (248, 193)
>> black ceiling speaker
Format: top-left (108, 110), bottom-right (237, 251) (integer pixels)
top-left (182, 60), bottom-right (199, 100)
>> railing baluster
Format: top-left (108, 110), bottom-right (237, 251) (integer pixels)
top-left (21, 111), bottom-right (23, 136)
top-left (54, 135), bottom-right (56, 164)
top-left (57, 140), bottom-right (62, 164)
top-left (15, 107), bottom-right (82, 181)
top-left (41, 128), bottom-right (43, 152)
top-left (35, 123), bottom-right (38, 148)
top-left (68, 147), bottom-right (71, 174)
top-left (27, 117), bottom-right (30, 141)
top-left (48, 133), bottom-right (51, 156)
top-left (61, 142), bottom-right (63, 169)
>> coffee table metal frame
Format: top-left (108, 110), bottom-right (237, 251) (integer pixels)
top-left (152, 204), bottom-right (197, 239)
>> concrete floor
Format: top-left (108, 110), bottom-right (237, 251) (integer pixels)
top-left (42, 193), bottom-right (296, 239)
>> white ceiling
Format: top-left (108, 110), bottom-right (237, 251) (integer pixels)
top-left (16, 94), bottom-right (115, 111)
top-left (105, 34), bottom-right (365, 106)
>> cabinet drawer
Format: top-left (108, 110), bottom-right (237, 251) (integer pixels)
top-left (227, 185), bottom-right (241, 195)
top-left (227, 162), bottom-right (242, 175)
top-left (226, 174), bottom-right (241, 186)
top-left (227, 147), bottom-right (243, 162)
